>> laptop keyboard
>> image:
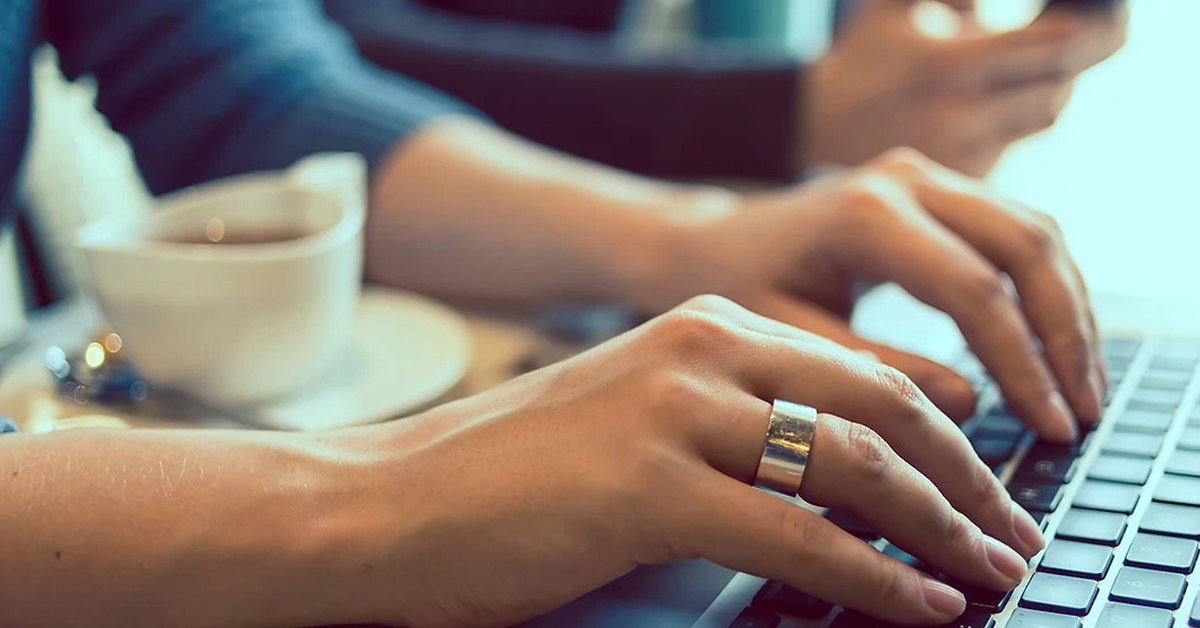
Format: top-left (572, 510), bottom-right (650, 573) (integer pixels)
top-left (730, 336), bottom-right (1200, 628)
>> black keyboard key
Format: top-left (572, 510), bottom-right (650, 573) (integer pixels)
top-left (1019, 573), bottom-right (1098, 615)
top-left (1108, 566), bottom-right (1186, 609)
top-left (1141, 370), bottom-right (1193, 391)
top-left (941, 579), bottom-right (1012, 613)
top-left (751, 581), bottom-right (834, 617)
top-left (1128, 388), bottom-right (1185, 412)
top-left (1096, 602), bottom-right (1174, 628)
top-left (1088, 455), bottom-right (1153, 485)
top-left (973, 437), bottom-right (1018, 468)
top-left (1190, 591), bottom-right (1200, 627)
top-left (1102, 432), bottom-right (1164, 458)
top-left (1072, 480), bottom-right (1141, 514)
top-left (829, 609), bottom-right (995, 628)
top-left (1167, 450), bottom-right (1200, 477)
top-left (1155, 475), bottom-right (1200, 507)
top-left (975, 411), bottom-right (1026, 439)
top-left (729, 606), bottom-right (780, 628)
top-left (1056, 509), bottom-right (1127, 545)
top-left (1016, 446), bottom-right (1079, 483)
top-left (1126, 533), bottom-right (1199, 573)
top-left (826, 509), bottom-right (880, 541)
top-left (1117, 410), bottom-right (1175, 434)
top-left (1141, 503), bottom-right (1200, 538)
top-left (1179, 427), bottom-right (1200, 451)
top-left (1008, 609), bottom-right (1081, 628)
top-left (1010, 480), bottom-right (1064, 512)
top-left (1037, 540), bottom-right (1113, 579)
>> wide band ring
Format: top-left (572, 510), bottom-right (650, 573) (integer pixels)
top-left (754, 399), bottom-right (818, 497)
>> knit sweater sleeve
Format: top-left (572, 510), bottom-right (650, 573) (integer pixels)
top-left (43, 0), bottom-right (481, 195)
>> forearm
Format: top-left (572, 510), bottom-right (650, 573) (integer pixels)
top-left (365, 117), bottom-right (737, 307)
top-left (0, 428), bottom-right (397, 628)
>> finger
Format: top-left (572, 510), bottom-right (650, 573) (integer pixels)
top-left (833, 175), bottom-right (1080, 443)
top-left (800, 414), bottom-right (1027, 590)
top-left (680, 469), bottom-right (967, 624)
top-left (983, 78), bottom-right (1074, 144)
top-left (890, 157), bottom-right (1105, 425)
top-left (941, 22), bottom-right (1074, 92)
top-left (750, 292), bottom-right (978, 421)
top-left (673, 301), bottom-right (1045, 558)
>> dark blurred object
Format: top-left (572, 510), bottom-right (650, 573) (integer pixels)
top-left (44, 336), bottom-right (148, 406)
top-left (1044, 0), bottom-right (1123, 11)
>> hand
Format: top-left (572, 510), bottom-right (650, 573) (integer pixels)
top-left (644, 149), bottom-right (1103, 442)
top-left (337, 296), bottom-right (1042, 627)
top-left (802, 0), bottom-right (1129, 176)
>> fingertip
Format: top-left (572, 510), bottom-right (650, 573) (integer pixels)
top-left (920, 578), bottom-right (967, 620)
top-left (922, 371), bottom-right (978, 423)
top-left (1041, 392), bottom-right (1080, 443)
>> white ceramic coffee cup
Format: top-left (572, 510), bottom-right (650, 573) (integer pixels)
top-left (78, 154), bottom-right (366, 406)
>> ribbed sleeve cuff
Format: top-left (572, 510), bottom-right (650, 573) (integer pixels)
top-left (252, 63), bottom-right (485, 173)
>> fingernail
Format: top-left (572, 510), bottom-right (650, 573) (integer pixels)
top-left (1047, 391), bottom-right (1079, 443)
top-left (984, 535), bottom-right (1029, 583)
top-left (921, 578), bottom-right (967, 618)
top-left (1011, 501), bottom-right (1046, 558)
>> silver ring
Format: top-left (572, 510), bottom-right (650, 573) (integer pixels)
top-left (754, 399), bottom-right (818, 496)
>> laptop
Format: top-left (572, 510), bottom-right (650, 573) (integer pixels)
top-left (518, 288), bottom-right (1200, 628)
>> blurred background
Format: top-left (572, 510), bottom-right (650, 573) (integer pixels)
top-left (2, 0), bottom-right (1196, 346)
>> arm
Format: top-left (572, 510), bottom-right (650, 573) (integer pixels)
top-left (322, 0), bottom-right (803, 180)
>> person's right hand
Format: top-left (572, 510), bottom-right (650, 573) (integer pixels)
top-left (329, 296), bottom-right (1043, 628)
top-left (802, 0), bottom-right (1128, 176)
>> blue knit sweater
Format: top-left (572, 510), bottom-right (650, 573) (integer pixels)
top-left (0, 0), bottom-right (477, 225)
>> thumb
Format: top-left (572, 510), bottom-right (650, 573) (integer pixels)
top-left (752, 294), bottom-right (978, 422)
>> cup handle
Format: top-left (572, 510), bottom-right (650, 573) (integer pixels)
top-left (286, 153), bottom-right (368, 220)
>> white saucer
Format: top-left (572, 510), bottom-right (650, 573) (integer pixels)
top-left (251, 288), bottom-right (472, 431)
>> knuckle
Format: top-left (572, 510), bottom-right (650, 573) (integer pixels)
top-left (873, 560), bottom-right (916, 606)
top-left (658, 307), bottom-right (734, 354)
top-left (777, 508), bottom-right (829, 564)
top-left (646, 369), bottom-right (710, 417)
top-left (877, 147), bottom-right (930, 175)
top-left (872, 365), bottom-right (927, 416)
top-left (842, 175), bottom-right (903, 222)
top-left (944, 511), bottom-right (979, 554)
top-left (961, 268), bottom-right (1009, 310)
top-left (679, 293), bottom-right (738, 316)
top-left (1015, 213), bottom-right (1063, 261)
top-left (846, 422), bottom-right (893, 484)
top-left (969, 460), bottom-right (1003, 506)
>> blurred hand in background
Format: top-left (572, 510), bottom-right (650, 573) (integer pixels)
top-left (803, 0), bottom-right (1128, 176)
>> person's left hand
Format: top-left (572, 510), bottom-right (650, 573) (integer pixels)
top-left (638, 148), bottom-right (1103, 442)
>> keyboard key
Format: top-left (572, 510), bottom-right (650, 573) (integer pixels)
top-left (826, 509), bottom-right (880, 541)
top-left (1128, 388), bottom-right (1185, 412)
top-left (1056, 509), bottom-right (1127, 545)
top-left (942, 579), bottom-right (1012, 613)
top-left (1141, 503), bottom-right (1200, 538)
top-left (1116, 409), bottom-right (1175, 433)
top-left (1016, 446), bottom-right (1079, 483)
top-left (829, 609), bottom-right (995, 628)
top-left (974, 411), bottom-right (1027, 440)
top-left (1019, 573), bottom-right (1098, 615)
top-left (972, 437), bottom-right (1018, 468)
top-left (752, 581), bottom-right (834, 618)
top-left (1190, 591), bottom-right (1200, 627)
top-left (1007, 609), bottom-right (1081, 628)
top-left (1154, 339), bottom-right (1200, 361)
top-left (1102, 432), bottom-right (1164, 458)
top-left (1010, 480), bottom-right (1064, 512)
top-left (1155, 475), bottom-right (1200, 507)
top-left (1168, 450), bottom-right (1200, 477)
top-left (1037, 540), bottom-right (1113, 579)
top-left (1141, 370), bottom-right (1193, 391)
top-left (729, 606), bottom-right (780, 628)
top-left (1104, 338), bottom-right (1142, 361)
top-left (1072, 481), bottom-right (1141, 514)
top-left (1088, 455), bottom-right (1153, 485)
top-left (1152, 355), bottom-right (1197, 372)
top-left (1179, 427), bottom-right (1200, 451)
top-left (1108, 566), bottom-right (1186, 609)
top-left (1095, 602), bottom-right (1174, 628)
top-left (1125, 533), bottom-right (1199, 573)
